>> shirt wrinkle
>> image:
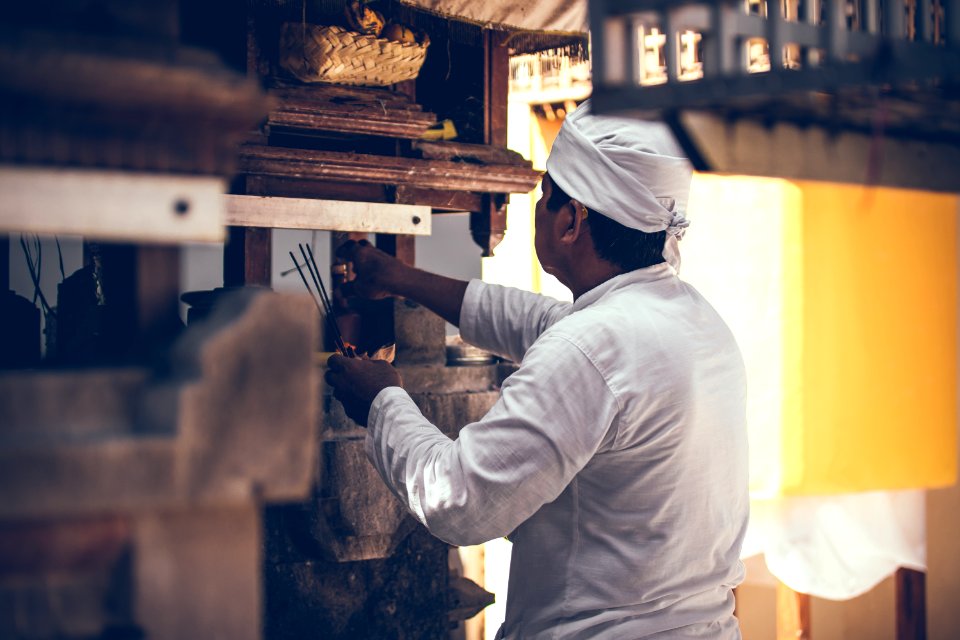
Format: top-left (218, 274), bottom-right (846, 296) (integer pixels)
top-left (546, 332), bottom-right (624, 447)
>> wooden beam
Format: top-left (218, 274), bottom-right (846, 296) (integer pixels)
top-left (776, 582), bottom-right (810, 640)
top-left (241, 176), bottom-right (389, 204)
top-left (896, 568), bottom-right (927, 640)
top-left (238, 146), bottom-right (541, 195)
top-left (394, 186), bottom-right (484, 213)
top-left (224, 195), bottom-right (430, 235)
top-left (414, 141), bottom-right (533, 166)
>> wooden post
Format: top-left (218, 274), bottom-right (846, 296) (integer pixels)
top-left (84, 242), bottom-right (182, 359)
top-left (1, 234), bottom-right (8, 291)
top-left (896, 568), bottom-right (926, 640)
top-left (484, 30), bottom-right (510, 148)
top-left (776, 582), bottom-right (811, 640)
top-left (225, 177), bottom-right (273, 287)
top-left (475, 28), bottom-right (511, 257)
top-left (375, 234), bottom-right (416, 266)
top-left (135, 245), bottom-right (182, 341)
top-left (223, 0), bottom-right (275, 291)
top-left (224, 227), bottom-right (272, 286)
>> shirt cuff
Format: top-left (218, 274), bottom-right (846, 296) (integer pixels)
top-left (368, 386), bottom-right (413, 431)
top-left (458, 279), bottom-right (487, 346)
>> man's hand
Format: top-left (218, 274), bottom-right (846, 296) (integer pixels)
top-left (325, 353), bottom-right (403, 427)
top-left (336, 239), bottom-right (470, 329)
top-left (337, 239), bottom-right (409, 300)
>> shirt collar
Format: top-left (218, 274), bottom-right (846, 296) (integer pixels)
top-left (571, 262), bottom-right (677, 312)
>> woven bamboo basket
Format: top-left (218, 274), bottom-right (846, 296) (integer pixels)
top-left (279, 23), bottom-right (428, 86)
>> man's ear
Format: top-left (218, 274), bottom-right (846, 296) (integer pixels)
top-left (560, 200), bottom-right (588, 245)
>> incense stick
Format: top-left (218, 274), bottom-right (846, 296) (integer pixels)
top-left (289, 250), bottom-right (348, 355)
top-left (300, 244), bottom-right (347, 352)
top-left (305, 244), bottom-right (338, 327)
top-left (297, 244), bottom-right (349, 355)
top-left (289, 250), bottom-right (323, 312)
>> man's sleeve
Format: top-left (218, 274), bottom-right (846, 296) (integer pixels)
top-left (365, 334), bottom-right (619, 546)
top-left (459, 280), bottom-right (572, 363)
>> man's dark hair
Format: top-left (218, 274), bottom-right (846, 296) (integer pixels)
top-left (545, 173), bottom-right (666, 272)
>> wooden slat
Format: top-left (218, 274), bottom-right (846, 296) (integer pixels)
top-left (0, 235), bottom-right (8, 291)
top-left (896, 568), bottom-right (927, 640)
top-left (224, 195), bottom-right (431, 235)
top-left (0, 167), bottom-right (225, 243)
top-left (243, 176), bottom-right (388, 205)
top-left (269, 104), bottom-right (435, 139)
top-left (268, 86), bottom-right (437, 139)
top-left (238, 146), bottom-right (541, 195)
top-left (776, 582), bottom-right (810, 640)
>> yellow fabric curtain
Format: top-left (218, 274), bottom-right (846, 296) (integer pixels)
top-left (683, 175), bottom-right (957, 496)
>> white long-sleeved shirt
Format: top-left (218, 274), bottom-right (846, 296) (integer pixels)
top-left (366, 264), bottom-right (749, 639)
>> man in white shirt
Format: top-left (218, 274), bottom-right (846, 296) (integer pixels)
top-left (326, 101), bottom-right (749, 639)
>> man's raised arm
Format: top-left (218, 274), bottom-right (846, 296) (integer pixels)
top-left (337, 240), bottom-right (468, 327)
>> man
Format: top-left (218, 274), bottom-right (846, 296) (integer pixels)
top-left (326, 100), bottom-right (749, 639)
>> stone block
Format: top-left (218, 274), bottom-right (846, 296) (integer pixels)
top-left (0, 289), bottom-right (320, 640)
top-left (0, 289), bottom-right (319, 518)
top-left (312, 438), bottom-right (416, 563)
top-left (393, 299), bottom-right (446, 365)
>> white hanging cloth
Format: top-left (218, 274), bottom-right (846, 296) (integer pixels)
top-left (742, 490), bottom-right (926, 600)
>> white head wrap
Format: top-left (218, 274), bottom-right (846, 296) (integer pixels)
top-left (545, 99), bottom-right (693, 269)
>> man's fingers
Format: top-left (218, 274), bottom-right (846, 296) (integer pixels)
top-left (335, 239), bottom-right (358, 260)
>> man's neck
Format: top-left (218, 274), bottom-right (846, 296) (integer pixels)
top-left (568, 259), bottom-right (626, 301)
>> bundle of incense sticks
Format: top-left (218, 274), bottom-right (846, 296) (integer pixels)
top-left (289, 244), bottom-right (351, 356)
